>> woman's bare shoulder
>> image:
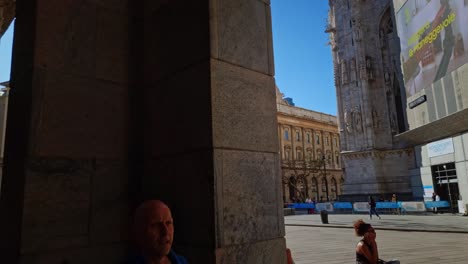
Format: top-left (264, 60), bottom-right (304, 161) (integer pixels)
top-left (356, 240), bottom-right (365, 250)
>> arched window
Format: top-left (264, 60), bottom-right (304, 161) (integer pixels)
top-left (284, 146), bottom-right (291, 160)
top-left (326, 150), bottom-right (332, 165)
top-left (316, 134), bottom-right (320, 144)
top-left (296, 130), bottom-right (301, 141)
top-left (317, 149), bottom-right (322, 159)
top-left (284, 129), bottom-right (289, 140)
top-left (297, 151), bottom-right (302, 160)
top-left (306, 133), bottom-right (311, 143)
top-left (321, 178), bottom-right (327, 192)
top-left (306, 148), bottom-right (313, 161)
top-left (335, 151), bottom-right (340, 166)
top-left (297, 177), bottom-right (308, 201)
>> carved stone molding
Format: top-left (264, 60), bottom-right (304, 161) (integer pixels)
top-left (371, 106), bottom-right (381, 129)
top-left (351, 17), bottom-right (362, 42)
top-left (341, 60), bottom-right (349, 85)
top-left (342, 148), bottom-right (413, 160)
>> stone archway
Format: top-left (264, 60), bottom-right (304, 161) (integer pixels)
top-left (0, 1), bottom-right (286, 263)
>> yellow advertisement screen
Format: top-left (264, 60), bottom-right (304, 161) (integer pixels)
top-left (395, 0), bottom-right (468, 98)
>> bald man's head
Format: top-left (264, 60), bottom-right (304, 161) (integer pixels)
top-left (133, 200), bottom-right (174, 259)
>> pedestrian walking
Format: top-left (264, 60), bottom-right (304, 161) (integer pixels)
top-left (391, 194), bottom-right (399, 215)
top-left (369, 196), bottom-right (381, 220)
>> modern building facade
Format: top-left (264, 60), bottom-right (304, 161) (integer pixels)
top-left (328, 0), bottom-right (468, 212)
top-left (393, 0), bottom-right (468, 213)
top-left (327, 0), bottom-right (416, 201)
top-left (276, 88), bottom-right (344, 203)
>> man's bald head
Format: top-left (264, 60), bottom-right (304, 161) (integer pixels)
top-left (134, 200), bottom-right (170, 224)
top-left (133, 200), bottom-right (174, 259)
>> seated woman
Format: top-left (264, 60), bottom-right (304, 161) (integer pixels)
top-left (354, 219), bottom-right (379, 264)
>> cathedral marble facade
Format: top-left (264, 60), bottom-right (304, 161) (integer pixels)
top-left (328, 0), bottom-right (468, 213)
top-left (327, 0), bottom-right (415, 201)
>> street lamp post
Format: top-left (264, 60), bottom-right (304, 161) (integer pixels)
top-left (322, 155), bottom-right (329, 201)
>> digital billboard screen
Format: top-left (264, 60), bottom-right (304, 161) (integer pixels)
top-left (395, 0), bottom-right (468, 98)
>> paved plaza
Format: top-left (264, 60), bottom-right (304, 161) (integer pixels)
top-left (285, 214), bottom-right (468, 263)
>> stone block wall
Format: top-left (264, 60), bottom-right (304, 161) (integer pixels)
top-left (0, 0), bottom-right (287, 263)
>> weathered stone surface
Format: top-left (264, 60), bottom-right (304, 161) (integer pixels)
top-left (30, 72), bottom-right (128, 158)
top-left (214, 149), bottom-right (284, 246)
top-left (145, 61), bottom-right (212, 157)
top-left (142, 151), bottom-right (216, 250)
top-left (143, 0), bottom-right (170, 17)
top-left (96, 8), bottom-right (128, 83)
top-left (5, 1), bottom-right (286, 263)
top-left (211, 0), bottom-right (272, 75)
top-left (328, 0), bottom-right (415, 199)
top-left (342, 150), bottom-right (414, 198)
top-left (265, 6), bottom-right (275, 76)
top-left (211, 60), bottom-right (278, 153)
top-left (21, 158), bottom-right (93, 253)
top-left (35, 0), bottom-right (97, 77)
top-left (143, 2), bottom-right (210, 84)
top-left (90, 0), bottom-right (128, 12)
top-left (89, 159), bottom-right (130, 244)
top-left (89, 199), bottom-right (130, 245)
top-left (20, 244), bottom-right (127, 264)
top-left (215, 237), bottom-right (286, 264)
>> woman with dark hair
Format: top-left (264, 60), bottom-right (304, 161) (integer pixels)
top-left (354, 219), bottom-right (379, 264)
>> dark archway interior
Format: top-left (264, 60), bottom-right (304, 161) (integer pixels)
top-left (0, 1), bottom-right (286, 263)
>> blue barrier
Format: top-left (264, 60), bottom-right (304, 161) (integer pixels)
top-left (333, 202), bottom-right (353, 209)
top-left (424, 201), bottom-right (450, 208)
top-left (285, 201), bottom-right (452, 214)
top-left (287, 203), bottom-right (315, 209)
top-left (376, 202), bottom-right (399, 209)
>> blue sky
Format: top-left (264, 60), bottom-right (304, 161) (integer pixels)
top-left (0, 22), bottom-right (13, 85)
top-left (0, 3), bottom-right (336, 114)
top-left (271, 0), bottom-right (336, 115)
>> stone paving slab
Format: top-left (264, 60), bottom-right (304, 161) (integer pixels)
top-left (285, 213), bottom-right (468, 233)
top-left (285, 225), bottom-right (468, 264)
top-left (285, 214), bottom-right (468, 263)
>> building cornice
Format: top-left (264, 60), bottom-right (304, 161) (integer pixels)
top-left (341, 148), bottom-right (413, 160)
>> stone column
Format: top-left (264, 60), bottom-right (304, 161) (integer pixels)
top-left (0, 0), bottom-right (285, 263)
top-left (141, 1), bottom-right (285, 263)
top-left (0, 0), bottom-right (130, 263)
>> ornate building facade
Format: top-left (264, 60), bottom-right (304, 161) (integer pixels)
top-left (277, 88), bottom-right (344, 203)
top-left (327, 0), bottom-right (416, 201)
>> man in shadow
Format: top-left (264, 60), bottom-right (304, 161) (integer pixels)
top-left (125, 200), bottom-right (188, 264)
